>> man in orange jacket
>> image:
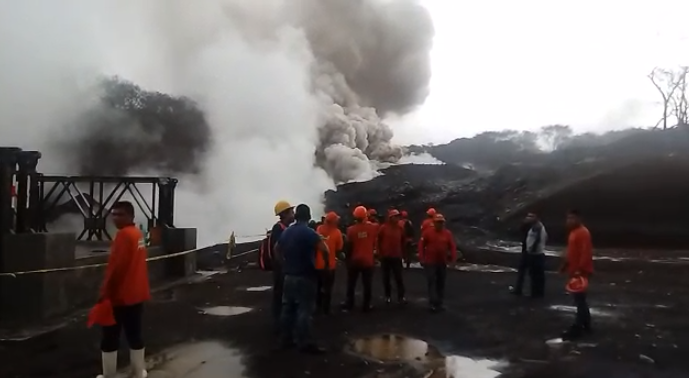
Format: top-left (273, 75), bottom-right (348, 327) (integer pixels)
top-left (367, 208), bottom-right (380, 224)
top-left (420, 208), bottom-right (436, 234)
top-left (561, 209), bottom-right (593, 340)
top-left (97, 201), bottom-right (150, 378)
top-left (343, 206), bottom-right (379, 312)
top-left (378, 209), bottom-right (407, 304)
top-left (418, 213), bottom-right (456, 313)
top-left (315, 212), bottom-right (344, 314)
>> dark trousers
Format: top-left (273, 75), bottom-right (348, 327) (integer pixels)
top-left (381, 257), bottom-right (405, 299)
top-left (572, 291), bottom-right (592, 329)
top-left (316, 269), bottom-right (335, 314)
top-left (280, 275), bottom-right (317, 347)
top-left (101, 303), bottom-right (144, 352)
top-left (403, 242), bottom-right (414, 268)
top-left (514, 253), bottom-right (545, 296)
top-left (424, 264), bottom-right (446, 306)
top-left (272, 266), bottom-right (285, 330)
top-left (345, 265), bottom-right (373, 309)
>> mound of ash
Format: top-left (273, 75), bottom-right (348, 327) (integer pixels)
top-left (326, 127), bottom-right (689, 248)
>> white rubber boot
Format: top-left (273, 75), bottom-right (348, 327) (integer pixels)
top-left (130, 348), bottom-right (148, 378)
top-left (96, 351), bottom-right (118, 378)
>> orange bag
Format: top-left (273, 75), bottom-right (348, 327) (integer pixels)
top-left (87, 299), bottom-right (116, 328)
top-left (565, 276), bottom-right (588, 293)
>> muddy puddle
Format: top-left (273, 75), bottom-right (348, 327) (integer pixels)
top-left (245, 286), bottom-right (272, 292)
top-left (199, 306), bottom-right (253, 316)
top-left (146, 341), bottom-right (246, 378)
top-left (548, 305), bottom-right (616, 318)
top-left (484, 240), bottom-right (560, 257)
top-left (349, 334), bottom-right (505, 378)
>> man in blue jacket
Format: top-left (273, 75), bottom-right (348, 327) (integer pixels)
top-left (275, 204), bottom-right (330, 354)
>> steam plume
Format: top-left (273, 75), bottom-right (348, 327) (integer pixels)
top-left (0, 0), bottom-right (433, 243)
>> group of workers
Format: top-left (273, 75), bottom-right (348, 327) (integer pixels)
top-left (265, 201), bottom-right (459, 353)
top-left (90, 199), bottom-right (593, 376)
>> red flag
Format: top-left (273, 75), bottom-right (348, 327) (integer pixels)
top-left (87, 299), bottom-right (116, 328)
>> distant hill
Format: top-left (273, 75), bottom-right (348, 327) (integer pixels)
top-left (328, 126), bottom-right (689, 248)
top-left (406, 127), bottom-right (670, 170)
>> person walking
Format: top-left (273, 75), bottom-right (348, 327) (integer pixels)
top-left (276, 204), bottom-right (330, 353)
top-left (96, 201), bottom-right (150, 378)
top-left (560, 209), bottom-right (594, 340)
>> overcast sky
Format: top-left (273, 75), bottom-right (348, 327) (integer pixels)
top-left (392, 0), bottom-right (689, 145)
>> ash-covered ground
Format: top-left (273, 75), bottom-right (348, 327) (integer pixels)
top-left (328, 126), bottom-right (689, 249)
top-left (1, 248), bottom-right (687, 378)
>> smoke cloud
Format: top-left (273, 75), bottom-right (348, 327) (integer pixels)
top-left (0, 0), bottom-right (433, 244)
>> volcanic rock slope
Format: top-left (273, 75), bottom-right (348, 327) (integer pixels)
top-left (324, 127), bottom-right (689, 248)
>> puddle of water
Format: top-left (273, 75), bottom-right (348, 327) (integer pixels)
top-left (444, 356), bottom-right (503, 378)
top-left (245, 286), bottom-right (272, 292)
top-left (424, 356), bottom-right (504, 378)
top-left (455, 264), bottom-right (516, 273)
top-left (545, 337), bottom-right (565, 345)
top-left (484, 240), bottom-right (559, 257)
top-left (350, 335), bottom-right (506, 378)
top-left (199, 306), bottom-right (253, 317)
top-left (408, 262), bottom-right (515, 273)
top-left (146, 341), bottom-right (246, 378)
top-left (350, 334), bottom-right (442, 364)
top-left (187, 270), bottom-right (227, 284)
top-left (548, 305), bottom-right (615, 317)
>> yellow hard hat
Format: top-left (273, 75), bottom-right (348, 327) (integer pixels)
top-left (274, 200), bottom-right (293, 216)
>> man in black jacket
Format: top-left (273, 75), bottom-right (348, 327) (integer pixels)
top-left (510, 212), bottom-right (547, 297)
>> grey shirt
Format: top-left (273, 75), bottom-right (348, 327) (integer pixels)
top-left (525, 222), bottom-right (547, 255)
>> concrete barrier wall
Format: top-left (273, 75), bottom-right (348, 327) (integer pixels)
top-left (0, 228), bottom-right (197, 327)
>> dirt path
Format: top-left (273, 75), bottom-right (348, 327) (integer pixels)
top-left (1, 260), bottom-right (687, 378)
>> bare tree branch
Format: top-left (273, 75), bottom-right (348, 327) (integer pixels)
top-left (648, 67), bottom-right (684, 130)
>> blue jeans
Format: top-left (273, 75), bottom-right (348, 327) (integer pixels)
top-left (271, 266), bottom-right (284, 331)
top-left (280, 275), bottom-right (317, 347)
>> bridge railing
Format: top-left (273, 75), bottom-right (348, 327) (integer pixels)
top-left (0, 146), bottom-right (178, 242)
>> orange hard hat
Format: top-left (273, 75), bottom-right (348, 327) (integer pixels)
top-left (426, 208), bottom-right (437, 216)
top-left (353, 206), bottom-right (368, 219)
top-left (401, 210), bottom-right (408, 218)
top-left (433, 213), bottom-right (446, 222)
top-left (388, 209), bottom-right (400, 217)
top-left (368, 208), bottom-right (377, 216)
top-left (565, 276), bottom-right (588, 293)
top-left (325, 211), bottom-right (339, 222)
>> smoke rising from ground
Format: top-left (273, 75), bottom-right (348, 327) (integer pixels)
top-left (0, 0), bottom-right (433, 244)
